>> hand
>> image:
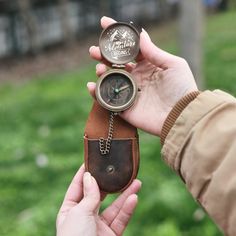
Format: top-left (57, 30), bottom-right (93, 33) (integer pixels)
top-left (88, 16), bottom-right (198, 136)
top-left (56, 164), bottom-right (142, 236)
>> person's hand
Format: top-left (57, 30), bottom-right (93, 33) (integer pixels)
top-left (88, 16), bottom-right (198, 137)
top-left (56, 164), bottom-right (141, 236)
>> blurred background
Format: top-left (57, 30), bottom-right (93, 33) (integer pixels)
top-left (0, 0), bottom-right (235, 235)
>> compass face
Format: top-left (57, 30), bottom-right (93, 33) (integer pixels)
top-left (96, 70), bottom-right (137, 112)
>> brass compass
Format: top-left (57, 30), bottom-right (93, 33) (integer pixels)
top-left (96, 69), bottom-right (137, 112)
top-left (95, 22), bottom-right (140, 113)
top-left (84, 21), bottom-right (140, 193)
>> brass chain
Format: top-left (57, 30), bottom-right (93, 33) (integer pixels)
top-left (99, 112), bottom-right (116, 155)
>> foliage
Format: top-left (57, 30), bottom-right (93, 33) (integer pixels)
top-left (0, 10), bottom-right (236, 236)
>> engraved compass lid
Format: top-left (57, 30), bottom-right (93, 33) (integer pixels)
top-left (99, 22), bottom-right (140, 65)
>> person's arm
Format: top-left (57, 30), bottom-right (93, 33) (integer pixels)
top-left (161, 90), bottom-right (236, 235)
top-left (89, 16), bottom-right (236, 235)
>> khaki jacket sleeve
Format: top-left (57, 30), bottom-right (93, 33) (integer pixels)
top-left (161, 90), bottom-right (236, 236)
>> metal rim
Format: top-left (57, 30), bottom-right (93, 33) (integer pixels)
top-left (95, 69), bottom-right (138, 112)
top-left (99, 22), bottom-right (140, 65)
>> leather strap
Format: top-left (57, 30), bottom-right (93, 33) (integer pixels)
top-left (84, 101), bottom-right (139, 139)
top-left (84, 101), bottom-right (140, 193)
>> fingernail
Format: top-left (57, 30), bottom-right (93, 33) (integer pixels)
top-left (100, 16), bottom-right (106, 24)
top-left (84, 172), bottom-right (92, 186)
top-left (141, 28), bottom-right (151, 40)
top-left (142, 28), bottom-right (147, 33)
top-left (87, 82), bottom-right (96, 90)
top-left (89, 46), bottom-right (95, 53)
top-left (101, 16), bottom-right (107, 20)
top-left (87, 82), bottom-right (94, 87)
top-left (101, 16), bottom-right (113, 21)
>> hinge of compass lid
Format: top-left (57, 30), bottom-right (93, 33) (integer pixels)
top-left (112, 64), bottom-right (126, 69)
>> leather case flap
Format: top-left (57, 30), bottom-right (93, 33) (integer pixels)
top-left (84, 137), bottom-right (139, 193)
top-left (84, 102), bottom-right (140, 193)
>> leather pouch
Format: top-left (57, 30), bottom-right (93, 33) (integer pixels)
top-left (84, 102), bottom-right (140, 193)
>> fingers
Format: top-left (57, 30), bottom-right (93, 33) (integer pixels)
top-left (110, 194), bottom-right (138, 236)
top-left (89, 46), bottom-right (137, 73)
top-left (89, 16), bottom-right (117, 66)
top-left (87, 61), bottom-right (136, 100)
top-left (89, 46), bottom-right (113, 67)
top-left (58, 164), bottom-right (85, 214)
top-left (140, 29), bottom-right (178, 69)
top-left (87, 62), bottom-right (106, 99)
top-left (89, 46), bottom-right (102, 61)
top-left (101, 16), bottom-right (117, 29)
top-left (96, 63), bottom-right (107, 76)
top-left (101, 179), bottom-right (141, 225)
top-left (76, 172), bottom-right (100, 213)
top-left (87, 82), bottom-right (96, 99)
top-left (91, 16), bottom-right (179, 72)
top-left (57, 165), bottom-right (85, 226)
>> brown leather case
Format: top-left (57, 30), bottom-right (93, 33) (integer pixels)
top-left (84, 102), bottom-right (140, 193)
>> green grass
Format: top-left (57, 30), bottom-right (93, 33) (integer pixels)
top-left (0, 10), bottom-right (236, 236)
top-left (204, 11), bottom-right (236, 93)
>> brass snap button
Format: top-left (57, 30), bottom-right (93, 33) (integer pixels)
top-left (106, 165), bottom-right (115, 174)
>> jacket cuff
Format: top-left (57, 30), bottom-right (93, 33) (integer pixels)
top-left (160, 91), bottom-right (201, 145)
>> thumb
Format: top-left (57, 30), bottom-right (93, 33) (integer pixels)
top-left (140, 29), bottom-right (178, 69)
top-left (87, 82), bottom-right (96, 100)
top-left (77, 172), bottom-right (100, 213)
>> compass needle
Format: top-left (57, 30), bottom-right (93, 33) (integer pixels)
top-left (118, 84), bottom-right (130, 92)
top-left (96, 71), bottom-right (137, 112)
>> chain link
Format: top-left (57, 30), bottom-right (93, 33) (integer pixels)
top-left (99, 112), bottom-right (116, 155)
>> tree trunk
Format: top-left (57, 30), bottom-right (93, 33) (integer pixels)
top-left (159, 0), bottom-right (169, 20)
top-left (179, 0), bottom-right (205, 89)
top-left (17, 0), bottom-right (39, 54)
top-left (58, 0), bottom-right (75, 45)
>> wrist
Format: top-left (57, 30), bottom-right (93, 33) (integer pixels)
top-left (160, 91), bottom-right (201, 145)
